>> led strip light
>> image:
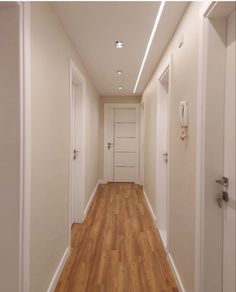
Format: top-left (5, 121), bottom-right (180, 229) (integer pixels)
top-left (133, 1), bottom-right (165, 93)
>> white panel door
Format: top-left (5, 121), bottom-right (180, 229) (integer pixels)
top-left (72, 82), bottom-right (80, 224)
top-left (114, 108), bottom-right (138, 182)
top-left (115, 108), bottom-right (136, 123)
top-left (115, 123), bottom-right (136, 137)
top-left (223, 10), bottom-right (235, 292)
top-left (203, 7), bottom-right (235, 292)
top-left (104, 104), bottom-right (139, 183)
top-left (114, 167), bottom-right (136, 182)
top-left (156, 66), bottom-right (169, 249)
top-left (115, 152), bottom-right (136, 167)
top-left (104, 107), bottom-right (114, 182)
top-left (115, 137), bottom-right (136, 152)
top-left (71, 81), bottom-right (84, 224)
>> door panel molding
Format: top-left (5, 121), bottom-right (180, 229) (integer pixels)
top-left (103, 103), bottom-right (140, 183)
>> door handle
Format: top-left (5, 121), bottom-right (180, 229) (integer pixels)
top-left (216, 191), bottom-right (229, 208)
top-left (163, 152), bottom-right (168, 163)
top-left (73, 149), bottom-right (79, 160)
top-left (216, 194), bottom-right (223, 208)
top-left (107, 142), bottom-right (112, 150)
top-left (215, 176), bottom-right (229, 187)
top-left (215, 176), bottom-right (229, 208)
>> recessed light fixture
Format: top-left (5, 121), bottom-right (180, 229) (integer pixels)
top-left (118, 86), bottom-right (123, 90)
top-left (133, 1), bottom-right (165, 93)
top-left (115, 41), bottom-right (123, 48)
top-left (117, 70), bottom-right (123, 75)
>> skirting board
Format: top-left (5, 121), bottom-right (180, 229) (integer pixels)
top-left (167, 252), bottom-right (186, 292)
top-left (84, 180), bottom-right (100, 217)
top-left (143, 189), bottom-right (156, 222)
top-left (143, 190), bottom-right (184, 290)
top-left (143, 190), bottom-right (167, 251)
top-left (99, 179), bottom-right (107, 184)
top-left (47, 247), bottom-right (71, 292)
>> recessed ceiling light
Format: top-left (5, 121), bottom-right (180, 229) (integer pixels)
top-left (117, 70), bottom-right (123, 75)
top-left (115, 41), bottom-right (123, 48)
top-left (118, 86), bottom-right (123, 90)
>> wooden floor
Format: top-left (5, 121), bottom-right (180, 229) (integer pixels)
top-left (55, 183), bottom-right (178, 292)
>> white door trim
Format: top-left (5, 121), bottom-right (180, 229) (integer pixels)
top-left (69, 59), bottom-right (86, 242)
top-left (103, 103), bottom-right (140, 184)
top-left (139, 102), bottom-right (144, 185)
top-left (194, 4), bottom-right (210, 291)
top-left (195, 2), bottom-right (235, 291)
top-left (19, 2), bottom-right (31, 292)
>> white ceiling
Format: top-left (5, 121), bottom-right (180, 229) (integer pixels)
top-left (53, 2), bottom-right (188, 96)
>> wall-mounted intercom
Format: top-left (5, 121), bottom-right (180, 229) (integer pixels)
top-left (178, 100), bottom-right (188, 141)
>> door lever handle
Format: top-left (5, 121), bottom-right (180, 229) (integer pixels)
top-left (163, 152), bottom-right (168, 163)
top-left (222, 191), bottom-right (229, 202)
top-left (215, 176), bottom-right (229, 187)
top-left (216, 191), bottom-right (229, 208)
top-left (73, 149), bottom-right (79, 160)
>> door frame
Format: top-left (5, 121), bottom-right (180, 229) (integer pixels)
top-left (69, 59), bottom-right (86, 239)
top-left (195, 2), bottom-right (235, 291)
top-left (156, 57), bottom-right (172, 250)
top-left (103, 103), bottom-right (140, 184)
top-left (19, 2), bottom-right (31, 292)
top-left (139, 102), bottom-right (145, 185)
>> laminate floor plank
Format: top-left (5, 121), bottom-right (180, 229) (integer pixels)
top-left (55, 183), bottom-right (178, 292)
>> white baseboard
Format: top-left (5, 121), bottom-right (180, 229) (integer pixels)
top-left (143, 191), bottom-right (185, 291)
top-left (47, 247), bottom-right (71, 292)
top-left (167, 252), bottom-right (186, 292)
top-left (84, 180), bottom-right (100, 217)
top-left (159, 229), bottom-right (167, 250)
top-left (143, 189), bottom-right (156, 222)
top-left (99, 179), bottom-right (107, 184)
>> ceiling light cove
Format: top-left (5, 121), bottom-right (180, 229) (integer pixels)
top-left (115, 41), bottom-right (124, 48)
top-left (117, 70), bottom-right (123, 75)
top-left (133, 1), bottom-right (165, 94)
top-left (118, 86), bottom-right (123, 90)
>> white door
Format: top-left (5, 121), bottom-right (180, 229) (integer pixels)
top-left (140, 103), bottom-right (145, 185)
top-left (71, 79), bottom-right (85, 225)
top-left (71, 82), bottom-right (80, 224)
top-left (104, 107), bottom-right (115, 182)
top-left (156, 66), bottom-right (169, 248)
top-left (104, 104), bottom-right (139, 183)
top-left (202, 5), bottom-right (235, 292)
top-left (223, 9), bottom-right (235, 292)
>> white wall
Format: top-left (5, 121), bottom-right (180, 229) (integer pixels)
top-left (0, 4), bottom-right (21, 292)
top-left (99, 96), bottom-right (141, 180)
top-left (142, 3), bottom-right (202, 291)
top-left (84, 87), bottom-right (100, 206)
top-left (30, 3), bottom-right (100, 291)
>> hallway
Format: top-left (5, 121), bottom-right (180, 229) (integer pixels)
top-left (55, 183), bottom-right (177, 292)
top-left (1, 2), bottom-right (235, 292)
